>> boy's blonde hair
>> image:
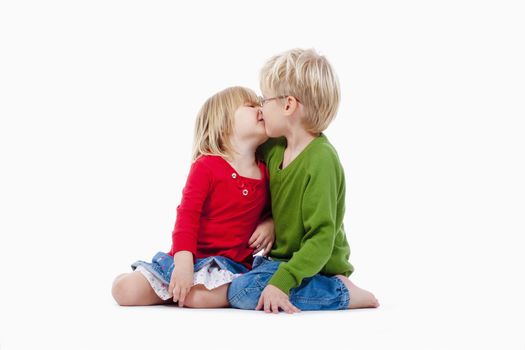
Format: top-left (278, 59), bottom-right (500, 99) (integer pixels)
top-left (192, 86), bottom-right (259, 161)
top-left (260, 48), bottom-right (340, 133)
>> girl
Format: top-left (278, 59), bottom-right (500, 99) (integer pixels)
top-left (112, 87), bottom-right (274, 308)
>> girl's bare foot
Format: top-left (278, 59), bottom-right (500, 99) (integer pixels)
top-left (336, 275), bottom-right (380, 309)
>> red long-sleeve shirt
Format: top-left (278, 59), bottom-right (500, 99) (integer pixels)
top-left (169, 155), bottom-right (270, 268)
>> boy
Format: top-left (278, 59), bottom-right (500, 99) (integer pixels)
top-left (227, 49), bottom-right (379, 313)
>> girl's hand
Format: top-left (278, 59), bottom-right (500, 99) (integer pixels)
top-left (169, 251), bottom-right (194, 307)
top-left (256, 285), bottom-right (301, 314)
top-left (248, 217), bottom-right (275, 256)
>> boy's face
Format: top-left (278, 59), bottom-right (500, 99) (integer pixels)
top-left (259, 90), bottom-right (288, 138)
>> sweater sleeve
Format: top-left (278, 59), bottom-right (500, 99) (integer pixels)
top-left (170, 158), bottom-right (212, 257)
top-left (268, 156), bottom-right (340, 295)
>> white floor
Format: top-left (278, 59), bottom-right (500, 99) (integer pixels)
top-left (1, 267), bottom-right (523, 350)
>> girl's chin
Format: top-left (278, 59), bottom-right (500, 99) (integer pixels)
top-left (264, 129), bottom-right (280, 138)
top-left (257, 134), bottom-right (269, 144)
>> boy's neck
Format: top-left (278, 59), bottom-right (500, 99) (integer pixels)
top-left (282, 128), bottom-right (320, 168)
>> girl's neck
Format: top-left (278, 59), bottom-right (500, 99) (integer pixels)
top-left (226, 139), bottom-right (259, 171)
top-left (227, 152), bottom-right (257, 169)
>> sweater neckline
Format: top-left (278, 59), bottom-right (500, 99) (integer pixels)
top-left (277, 133), bottom-right (326, 173)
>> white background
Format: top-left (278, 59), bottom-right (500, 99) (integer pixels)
top-left (1, 1), bottom-right (524, 349)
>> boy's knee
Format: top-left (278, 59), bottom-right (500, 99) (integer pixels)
top-left (227, 275), bottom-right (263, 310)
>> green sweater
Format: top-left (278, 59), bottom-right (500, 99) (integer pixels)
top-left (257, 134), bottom-right (354, 295)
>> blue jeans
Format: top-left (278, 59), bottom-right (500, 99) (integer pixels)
top-left (227, 256), bottom-right (350, 311)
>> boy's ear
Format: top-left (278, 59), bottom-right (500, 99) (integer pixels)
top-left (283, 96), bottom-right (299, 115)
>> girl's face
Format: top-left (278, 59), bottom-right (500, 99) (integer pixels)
top-left (259, 90), bottom-right (287, 138)
top-left (232, 101), bottom-right (268, 145)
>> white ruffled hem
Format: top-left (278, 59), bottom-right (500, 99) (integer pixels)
top-left (136, 261), bottom-right (242, 301)
top-left (193, 264), bottom-right (242, 290)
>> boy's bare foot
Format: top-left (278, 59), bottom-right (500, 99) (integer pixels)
top-left (336, 275), bottom-right (380, 309)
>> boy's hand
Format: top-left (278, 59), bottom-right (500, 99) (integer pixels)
top-left (255, 285), bottom-right (301, 314)
top-left (249, 218), bottom-right (275, 256)
top-left (169, 251), bottom-right (194, 307)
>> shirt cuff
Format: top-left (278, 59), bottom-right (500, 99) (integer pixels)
top-left (170, 241), bottom-right (197, 258)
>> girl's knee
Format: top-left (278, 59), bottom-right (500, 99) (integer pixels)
top-left (112, 274), bottom-right (133, 305)
top-left (111, 273), bottom-right (149, 306)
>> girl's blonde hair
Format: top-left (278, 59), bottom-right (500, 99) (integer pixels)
top-left (192, 86), bottom-right (259, 161)
top-left (260, 48), bottom-right (340, 134)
